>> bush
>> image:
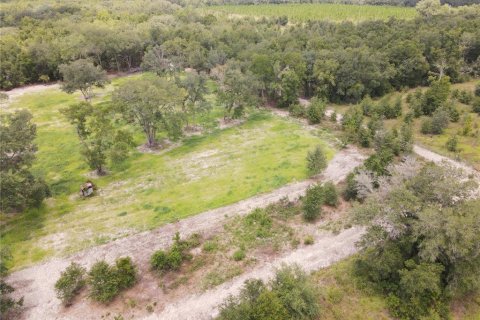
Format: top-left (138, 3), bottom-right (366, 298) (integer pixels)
top-left (343, 172), bottom-right (358, 201)
top-left (360, 95), bottom-right (374, 116)
top-left (458, 90), bottom-right (473, 105)
top-left (329, 111), bottom-right (337, 122)
top-left (306, 97), bottom-right (326, 124)
top-left (420, 118), bottom-right (433, 134)
top-left (473, 97), bottom-right (480, 114)
top-left (88, 261), bottom-right (120, 303)
top-left (288, 103), bottom-right (305, 118)
top-left (431, 107), bottom-right (450, 134)
top-left (445, 135), bottom-right (458, 152)
top-left (270, 265), bottom-right (320, 319)
top-left (151, 247), bottom-right (182, 271)
top-left (421, 108), bottom-right (450, 135)
top-left (421, 77), bottom-right (450, 115)
top-left (218, 265), bottom-right (320, 320)
top-left (303, 184), bottom-right (324, 221)
top-left (475, 83), bottom-right (480, 97)
top-left (115, 257), bottom-right (136, 289)
top-left (55, 262), bottom-right (86, 306)
top-left (364, 149), bottom-right (394, 176)
top-left (0, 247), bottom-right (23, 316)
top-left (150, 233), bottom-right (196, 272)
top-left (232, 250), bottom-right (246, 261)
top-left (306, 146), bottom-right (327, 177)
top-left (358, 127), bottom-right (371, 148)
top-left (322, 182), bottom-right (338, 207)
top-left (304, 235), bottom-right (314, 245)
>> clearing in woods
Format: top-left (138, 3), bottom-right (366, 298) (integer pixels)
top-left (203, 3), bottom-right (417, 22)
top-left (0, 75), bottom-right (335, 269)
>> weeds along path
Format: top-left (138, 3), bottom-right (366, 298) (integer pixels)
top-left (9, 146), bottom-right (366, 320)
top-left (148, 226), bottom-right (364, 320)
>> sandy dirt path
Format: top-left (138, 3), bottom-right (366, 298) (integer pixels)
top-left (413, 145), bottom-right (479, 176)
top-left (0, 71), bottom-right (139, 106)
top-left (148, 226), bottom-right (364, 320)
top-left (9, 146), bottom-right (367, 320)
top-left (1, 83), bottom-right (61, 101)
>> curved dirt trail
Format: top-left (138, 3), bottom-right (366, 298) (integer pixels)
top-left (148, 226), bottom-right (364, 320)
top-left (9, 146), bottom-right (367, 320)
top-left (1, 83), bottom-right (61, 101)
top-left (413, 145), bottom-right (478, 176)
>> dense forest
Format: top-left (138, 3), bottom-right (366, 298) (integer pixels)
top-left (199, 0), bottom-right (478, 7)
top-left (1, 0), bottom-right (480, 319)
top-left (1, 0), bottom-right (479, 103)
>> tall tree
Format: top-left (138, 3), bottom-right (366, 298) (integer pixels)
top-left (176, 71), bottom-right (211, 127)
top-left (58, 59), bottom-right (109, 101)
top-left (62, 102), bottom-right (133, 175)
top-left (217, 65), bottom-right (260, 119)
top-left (0, 110), bottom-right (49, 212)
top-left (113, 77), bottom-right (185, 147)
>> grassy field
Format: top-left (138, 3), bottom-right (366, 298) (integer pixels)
top-left (0, 75), bottom-right (335, 269)
top-left (204, 3), bottom-right (417, 22)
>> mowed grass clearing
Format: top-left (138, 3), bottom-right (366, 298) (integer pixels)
top-left (0, 75), bottom-right (335, 269)
top-left (204, 3), bottom-right (417, 22)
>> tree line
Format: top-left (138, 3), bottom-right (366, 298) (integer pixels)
top-left (1, 0), bottom-right (479, 103)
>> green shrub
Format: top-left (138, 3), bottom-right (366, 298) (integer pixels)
top-left (55, 262), bottom-right (86, 306)
top-left (303, 184), bottom-right (324, 221)
top-left (329, 111), bottom-right (337, 122)
top-left (358, 127), bottom-right (371, 148)
top-left (360, 95), bottom-right (374, 116)
top-left (420, 118), bottom-right (433, 134)
top-left (304, 235), bottom-right (314, 245)
top-left (343, 172), bottom-right (358, 201)
top-left (288, 103), bottom-right (305, 118)
top-left (0, 247), bottom-right (23, 316)
top-left (306, 146), bottom-right (327, 177)
top-left (364, 149), bottom-right (394, 176)
top-left (151, 248), bottom-right (183, 271)
top-left (218, 265), bottom-right (320, 320)
top-left (150, 233), bottom-right (195, 272)
top-left (322, 182), bottom-right (338, 207)
top-left (115, 257), bottom-right (136, 289)
top-left (445, 135), bottom-right (458, 152)
top-left (88, 261), bottom-right (120, 303)
top-left (203, 241), bottom-right (218, 253)
top-left (458, 90), bottom-right (473, 105)
top-left (473, 97), bottom-right (480, 114)
top-left (270, 265), bottom-right (320, 319)
top-left (232, 249), bottom-right (246, 261)
top-left (431, 107), bottom-right (450, 134)
top-left (306, 97), bottom-right (325, 124)
top-left (475, 83), bottom-right (480, 97)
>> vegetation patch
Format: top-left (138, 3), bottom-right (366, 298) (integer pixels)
top-left (204, 3), bottom-right (417, 22)
top-left (2, 78), bottom-right (333, 269)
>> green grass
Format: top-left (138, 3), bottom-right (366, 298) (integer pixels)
top-left (1, 75), bottom-right (335, 269)
top-left (312, 257), bottom-right (391, 320)
top-left (203, 3), bottom-right (417, 22)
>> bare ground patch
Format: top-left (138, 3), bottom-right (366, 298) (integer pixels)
top-left (8, 146), bottom-right (366, 320)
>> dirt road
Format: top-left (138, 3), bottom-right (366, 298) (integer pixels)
top-left (149, 226), bottom-right (364, 320)
top-left (9, 146), bottom-right (366, 320)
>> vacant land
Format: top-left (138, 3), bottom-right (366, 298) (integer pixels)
top-left (0, 76), bottom-right (335, 269)
top-left (204, 4), bottom-right (417, 22)
top-left (327, 79), bottom-right (480, 170)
